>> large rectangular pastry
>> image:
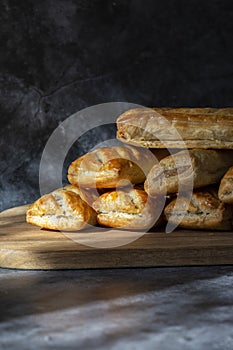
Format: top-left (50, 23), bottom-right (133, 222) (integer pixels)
top-left (116, 107), bottom-right (233, 149)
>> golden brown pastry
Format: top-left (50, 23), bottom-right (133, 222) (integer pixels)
top-left (117, 107), bottom-right (233, 149)
top-left (92, 188), bottom-right (164, 230)
top-left (68, 145), bottom-right (157, 189)
top-left (145, 149), bottom-right (233, 196)
top-left (164, 187), bottom-right (233, 230)
top-left (218, 166), bottom-right (233, 203)
top-left (26, 185), bottom-right (97, 231)
top-left (64, 184), bottom-right (101, 207)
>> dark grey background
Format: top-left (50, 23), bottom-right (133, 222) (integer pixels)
top-left (1, 0), bottom-right (233, 211)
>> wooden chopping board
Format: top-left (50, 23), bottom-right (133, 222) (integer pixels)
top-left (0, 205), bottom-right (233, 270)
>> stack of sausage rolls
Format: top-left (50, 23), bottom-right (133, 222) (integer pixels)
top-left (27, 107), bottom-right (233, 232)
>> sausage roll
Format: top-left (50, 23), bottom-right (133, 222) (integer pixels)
top-left (68, 145), bottom-right (156, 189)
top-left (26, 185), bottom-right (97, 231)
top-left (164, 187), bottom-right (233, 230)
top-left (218, 166), bottom-right (233, 204)
top-left (92, 188), bottom-right (164, 230)
top-left (145, 149), bottom-right (233, 196)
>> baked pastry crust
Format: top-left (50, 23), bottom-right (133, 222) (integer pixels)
top-left (164, 187), bottom-right (233, 230)
top-left (68, 145), bottom-right (156, 189)
top-left (26, 185), bottom-right (97, 231)
top-left (64, 184), bottom-right (101, 207)
top-left (145, 149), bottom-right (233, 196)
top-left (116, 107), bottom-right (233, 149)
top-left (218, 166), bottom-right (233, 203)
top-left (92, 188), bottom-right (164, 229)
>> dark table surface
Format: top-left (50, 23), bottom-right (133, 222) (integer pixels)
top-left (0, 266), bottom-right (233, 350)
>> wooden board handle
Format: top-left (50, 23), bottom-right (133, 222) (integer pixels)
top-left (0, 204), bottom-right (29, 218)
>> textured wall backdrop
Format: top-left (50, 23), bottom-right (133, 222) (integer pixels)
top-left (1, 0), bottom-right (233, 210)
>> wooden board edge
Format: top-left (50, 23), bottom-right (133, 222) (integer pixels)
top-left (1, 245), bottom-right (233, 270)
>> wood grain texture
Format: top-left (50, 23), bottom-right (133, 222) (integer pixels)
top-left (0, 205), bottom-right (233, 270)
